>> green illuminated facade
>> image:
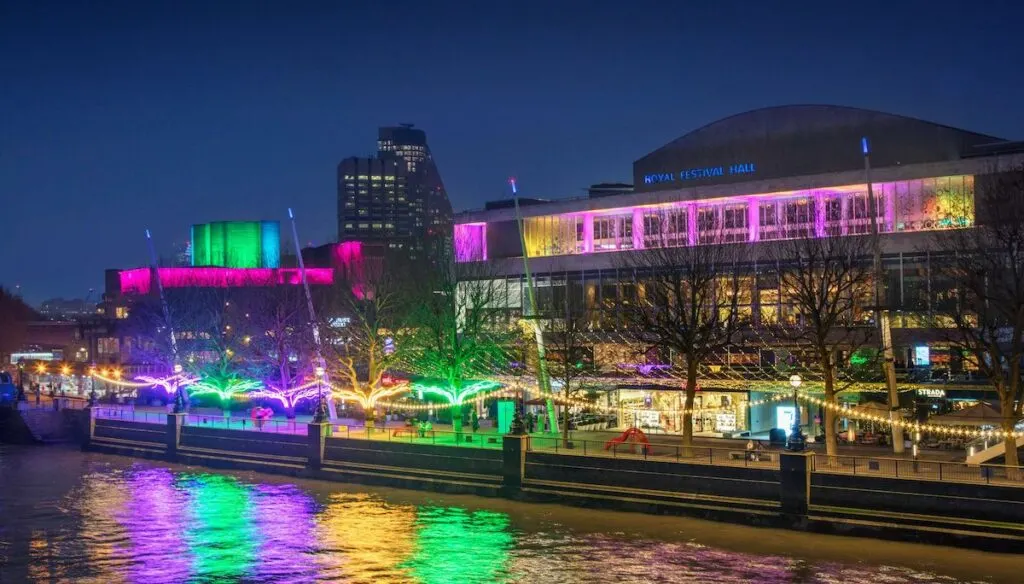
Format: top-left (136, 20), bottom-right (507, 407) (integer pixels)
top-left (191, 221), bottom-right (281, 268)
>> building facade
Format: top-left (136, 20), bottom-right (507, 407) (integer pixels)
top-left (453, 105), bottom-right (1024, 436)
top-left (337, 125), bottom-right (452, 253)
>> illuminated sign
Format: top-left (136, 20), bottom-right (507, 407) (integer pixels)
top-left (917, 389), bottom-right (946, 398)
top-left (643, 162), bottom-right (756, 185)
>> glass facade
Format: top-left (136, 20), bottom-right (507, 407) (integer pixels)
top-left (454, 176), bottom-right (974, 262)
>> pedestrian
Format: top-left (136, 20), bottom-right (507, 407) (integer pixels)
top-left (746, 439), bottom-right (755, 461)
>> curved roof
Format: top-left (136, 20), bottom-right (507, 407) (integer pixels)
top-left (634, 105), bottom-right (1006, 191)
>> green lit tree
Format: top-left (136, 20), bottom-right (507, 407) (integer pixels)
top-left (404, 242), bottom-right (512, 436)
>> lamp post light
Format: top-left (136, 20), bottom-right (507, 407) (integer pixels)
top-left (313, 365), bottom-right (328, 423)
top-left (87, 365), bottom-right (98, 406)
top-left (787, 374), bottom-right (806, 452)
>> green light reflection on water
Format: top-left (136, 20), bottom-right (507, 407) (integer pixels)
top-left (183, 474), bottom-right (258, 581)
top-left (402, 506), bottom-right (514, 584)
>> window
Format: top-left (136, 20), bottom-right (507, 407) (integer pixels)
top-left (722, 205), bottom-right (747, 243)
top-left (759, 203), bottom-right (779, 240)
top-left (697, 207), bottom-right (719, 244)
top-left (783, 199), bottom-right (812, 238)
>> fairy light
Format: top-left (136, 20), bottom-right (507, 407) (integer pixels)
top-left (134, 374), bottom-right (198, 396)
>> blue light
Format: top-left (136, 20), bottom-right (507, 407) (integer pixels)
top-left (861, 137), bottom-right (870, 155)
top-left (145, 229), bottom-right (152, 239)
top-left (508, 177), bottom-right (518, 195)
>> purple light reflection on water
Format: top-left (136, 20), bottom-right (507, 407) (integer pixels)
top-left (117, 467), bottom-right (193, 584)
top-left (249, 483), bottom-right (321, 583)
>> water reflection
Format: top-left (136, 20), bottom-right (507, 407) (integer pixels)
top-left (0, 447), bottom-right (1013, 584)
top-left (403, 507), bottom-right (513, 584)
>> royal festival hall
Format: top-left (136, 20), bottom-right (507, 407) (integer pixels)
top-left (453, 105), bottom-right (1024, 438)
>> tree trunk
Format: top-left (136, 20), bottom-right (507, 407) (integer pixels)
top-left (562, 402), bottom-right (570, 447)
top-left (1002, 393), bottom-right (1020, 476)
top-left (451, 404), bottom-right (463, 437)
top-left (823, 363), bottom-right (838, 457)
top-left (682, 360), bottom-right (698, 456)
top-left (284, 406), bottom-right (296, 420)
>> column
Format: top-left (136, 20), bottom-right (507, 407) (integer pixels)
top-left (307, 421), bottom-right (328, 470)
top-left (80, 407), bottom-right (96, 449)
top-left (748, 199), bottom-right (760, 242)
top-left (840, 195), bottom-right (850, 236)
top-left (814, 192), bottom-right (826, 238)
top-left (884, 185), bottom-right (896, 232)
top-left (687, 203), bottom-right (698, 246)
top-left (632, 208), bottom-right (644, 250)
top-left (166, 412), bottom-right (185, 461)
top-left (582, 214), bottom-right (594, 253)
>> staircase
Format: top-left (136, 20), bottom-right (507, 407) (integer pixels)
top-left (966, 435), bottom-right (1024, 465)
top-left (16, 406), bottom-right (71, 443)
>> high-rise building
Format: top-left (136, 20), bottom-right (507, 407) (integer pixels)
top-left (337, 125), bottom-right (452, 252)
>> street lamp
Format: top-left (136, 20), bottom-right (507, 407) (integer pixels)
top-left (87, 365), bottom-right (98, 406)
top-left (786, 374), bottom-right (806, 452)
top-left (313, 365), bottom-right (328, 423)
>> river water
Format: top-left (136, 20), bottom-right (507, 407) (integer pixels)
top-left (0, 445), bottom-right (1018, 583)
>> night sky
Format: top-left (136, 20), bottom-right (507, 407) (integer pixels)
top-left (3, 0), bottom-right (1023, 304)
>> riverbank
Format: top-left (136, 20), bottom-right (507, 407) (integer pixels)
top-left (3, 444), bottom-right (1022, 584)
top-left (63, 406), bottom-right (1024, 553)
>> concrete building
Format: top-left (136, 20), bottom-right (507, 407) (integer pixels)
top-left (337, 125), bottom-right (452, 254)
top-left (453, 105), bottom-right (1024, 436)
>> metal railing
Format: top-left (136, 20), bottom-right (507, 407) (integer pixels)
top-left (811, 454), bottom-right (1024, 486)
top-left (527, 436), bottom-right (781, 469)
top-left (182, 415), bottom-right (305, 434)
top-left (93, 408), bottom-right (167, 425)
top-left (329, 425), bottom-right (503, 449)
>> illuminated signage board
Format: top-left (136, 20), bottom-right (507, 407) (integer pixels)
top-left (644, 162), bottom-right (756, 185)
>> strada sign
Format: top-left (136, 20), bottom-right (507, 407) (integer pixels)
top-left (644, 162), bottom-right (757, 185)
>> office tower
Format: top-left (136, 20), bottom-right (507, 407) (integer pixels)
top-left (337, 125), bottom-right (452, 252)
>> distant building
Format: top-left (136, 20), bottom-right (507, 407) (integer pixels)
top-left (337, 125), bottom-right (452, 253)
top-left (588, 182), bottom-right (634, 198)
top-left (190, 220), bottom-right (281, 268)
top-left (38, 298), bottom-right (94, 320)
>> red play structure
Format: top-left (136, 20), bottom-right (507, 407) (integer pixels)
top-left (604, 427), bottom-right (651, 454)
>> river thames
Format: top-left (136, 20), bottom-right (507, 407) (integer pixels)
top-left (0, 445), bottom-right (1019, 583)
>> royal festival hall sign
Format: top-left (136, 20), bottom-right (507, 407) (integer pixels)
top-left (644, 162), bottom-right (756, 185)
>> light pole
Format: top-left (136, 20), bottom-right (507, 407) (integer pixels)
top-left (313, 365), bottom-right (328, 423)
top-left (786, 374), bottom-right (806, 452)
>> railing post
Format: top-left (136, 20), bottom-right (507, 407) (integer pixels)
top-left (939, 462), bottom-right (943, 482)
top-left (501, 434), bottom-right (529, 497)
top-left (307, 421), bottom-right (328, 471)
top-left (166, 412), bottom-right (185, 461)
top-left (583, 440), bottom-right (587, 456)
top-left (779, 451), bottom-right (813, 520)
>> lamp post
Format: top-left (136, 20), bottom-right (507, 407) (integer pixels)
top-left (87, 365), bottom-right (98, 406)
top-left (172, 362), bottom-right (186, 413)
top-left (786, 374), bottom-right (806, 452)
top-left (313, 365), bottom-right (328, 423)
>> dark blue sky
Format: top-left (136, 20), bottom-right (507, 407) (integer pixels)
top-left (3, 0), bottom-right (1023, 304)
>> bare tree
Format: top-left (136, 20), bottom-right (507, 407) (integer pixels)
top-left (542, 293), bottom-right (594, 447)
top-left (770, 234), bottom-right (875, 456)
top-left (322, 249), bottom-right (413, 421)
top-left (933, 166), bottom-right (1024, 469)
top-left (240, 285), bottom-right (316, 418)
top-left (619, 239), bottom-right (745, 451)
